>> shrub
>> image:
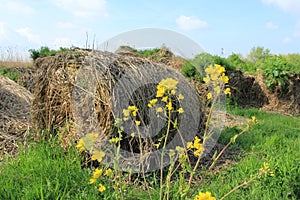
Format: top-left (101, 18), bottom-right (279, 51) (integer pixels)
top-left (29, 46), bottom-right (70, 61)
top-left (263, 55), bottom-right (291, 93)
top-left (181, 60), bottom-right (202, 80)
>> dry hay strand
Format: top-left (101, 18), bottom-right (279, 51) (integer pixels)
top-left (31, 49), bottom-right (202, 159)
top-left (0, 75), bottom-right (33, 155)
top-left (12, 66), bottom-right (36, 93)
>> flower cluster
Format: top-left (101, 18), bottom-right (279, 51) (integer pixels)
top-left (248, 116), bottom-right (259, 125)
top-left (88, 167), bottom-right (114, 193)
top-left (148, 78), bottom-right (185, 114)
top-left (260, 162), bottom-right (275, 177)
top-left (203, 64), bottom-right (231, 100)
top-left (187, 136), bottom-right (204, 157)
top-left (194, 191), bottom-right (216, 200)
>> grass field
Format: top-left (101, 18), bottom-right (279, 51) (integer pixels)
top-left (0, 107), bottom-right (299, 199)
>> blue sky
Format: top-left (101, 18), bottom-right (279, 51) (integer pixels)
top-left (1, 0), bottom-right (300, 58)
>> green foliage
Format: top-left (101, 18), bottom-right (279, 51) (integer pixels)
top-left (0, 67), bottom-right (20, 82)
top-left (263, 55), bottom-right (291, 92)
top-left (29, 46), bottom-right (70, 61)
top-left (212, 55), bottom-right (236, 71)
top-left (181, 60), bottom-right (202, 80)
top-left (137, 48), bottom-right (160, 58)
top-left (283, 53), bottom-right (300, 73)
top-left (227, 53), bottom-right (247, 70)
top-left (246, 46), bottom-right (271, 63)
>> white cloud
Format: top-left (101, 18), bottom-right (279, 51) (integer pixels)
top-left (283, 36), bottom-right (292, 44)
top-left (176, 15), bottom-right (208, 31)
top-left (0, 1), bottom-right (36, 15)
top-left (266, 21), bottom-right (278, 29)
top-left (16, 27), bottom-right (41, 44)
top-left (52, 0), bottom-right (108, 18)
top-left (262, 0), bottom-right (300, 16)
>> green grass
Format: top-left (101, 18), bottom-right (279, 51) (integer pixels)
top-left (205, 107), bottom-right (300, 199)
top-left (0, 108), bottom-right (299, 199)
top-left (0, 139), bottom-right (99, 200)
top-left (0, 67), bottom-right (21, 82)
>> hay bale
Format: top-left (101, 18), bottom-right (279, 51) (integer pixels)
top-left (0, 75), bottom-right (33, 154)
top-left (31, 49), bottom-right (201, 145)
top-left (228, 70), bottom-right (269, 108)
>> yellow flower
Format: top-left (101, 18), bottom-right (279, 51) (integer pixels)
top-left (130, 132), bottom-right (135, 138)
top-left (104, 168), bottom-right (114, 177)
top-left (175, 146), bottom-right (185, 153)
top-left (75, 139), bottom-right (86, 152)
top-left (194, 149), bottom-right (203, 157)
top-left (135, 120), bottom-right (141, 126)
top-left (148, 99), bottom-right (158, 108)
top-left (252, 116), bottom-right (258, 124)
top-left (207, 92), bottom-right (212, 100)
top-left (177, 108), bottom-right (184, 114)
top-left (89, 178), bottom-right (96, 184)
top-left (154, 142), bottom-right (161, 149)
top-left (123, 109), bottom-right (130, 117)
top-left (166, 101), bottom-right (173, 110)
top-left (127, 105), bottom-right (138, 117)
top-left (194, 191), bottom-right (216, 200)
top-left (161, 96), bottom-right (168, 102)
top-left (93, 168), bottom-right (103, 179)
top-left (216, 64), bottom-right (226, 74)
top-left (204, 65), bottom-right (215, 75)
top-left (203, 76), bottom-right (210, 83)
top-left (248, 116), bottom-right (258, 125)
top-left (213, 86), bottom-right (221, 94)
top-left (86, 133), bottom-right (99, 142)
top-left (221, 73), bottom-right (229, 84)
top-left (260, 162), bottom-right (275, 176)
top-left (224, 87), bottom-right (231, 95)
top-left (156, 107), bottom-right (163, 113)
top-left (91, 150), bottom-right (105, 162)
top-left (171, 89), bottom-right (176, 95)
top-left (178, 94), bottom-right (184, 100)
top-left (189, 136), bottom-right (204, 157)
top-left (159, 78), bottom-right (178, 90)
top-left (98, 183), bottom-right (106, 193)
top-left (156, 84), bottom-right (166, 97)
top-left (187, 142), bottom-right (193, 149)
top-left (210, 71), bottom-right (219, 81)
top-left (109, 137), bottom-right (120, 144)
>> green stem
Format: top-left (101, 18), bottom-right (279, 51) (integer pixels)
top-left (188, 98), bottom-right (216, 185)
top-left (160, 108), bottom-right (172, 200)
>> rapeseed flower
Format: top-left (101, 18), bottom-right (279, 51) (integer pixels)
top-left (93, 168), bottom-right (103, 179)
top-left (75, 138), bottom-right (86, 152)
top-left (194, 191), bottom-right (216, 200)
top-left (98, 183), bottom-right (106, 192)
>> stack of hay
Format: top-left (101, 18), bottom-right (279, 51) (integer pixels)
top-left (0, 75), bottom-right (33, 155)
top-left (31, 49), bottom-right (200, 150)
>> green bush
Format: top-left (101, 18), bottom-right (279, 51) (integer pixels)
top-left (263, 55), bottom-right (291, 93)
top-left (137, 48), bottom-right (160, 58)
top-left (181, 60), bottom-right (202, 80)
top-left (29, 46), bottom-right (70, 61)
